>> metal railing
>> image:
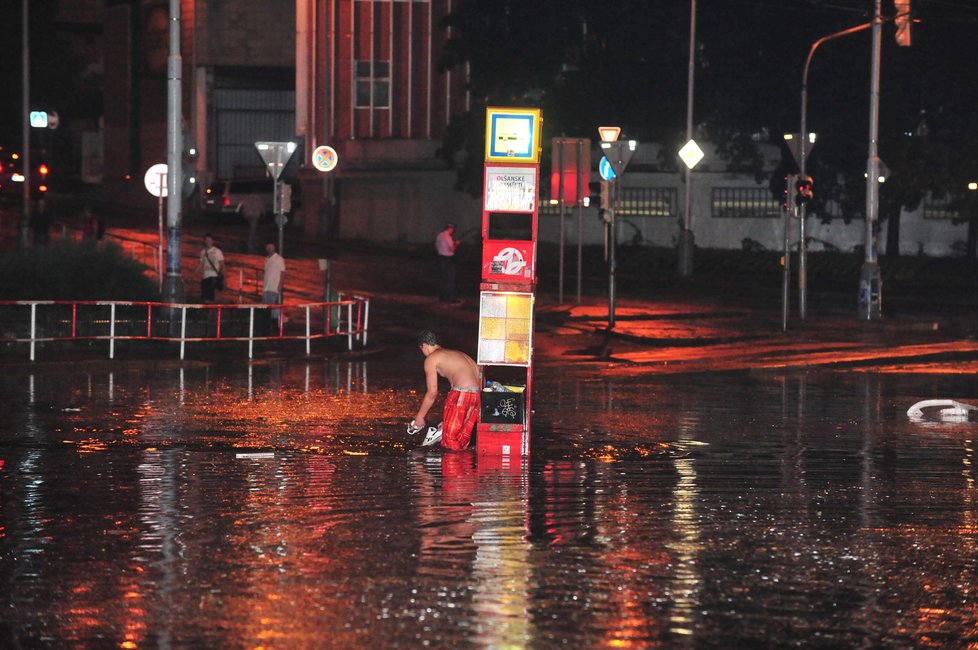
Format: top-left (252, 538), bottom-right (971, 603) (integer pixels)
top-left (0, 295), bottom-right (370, 362)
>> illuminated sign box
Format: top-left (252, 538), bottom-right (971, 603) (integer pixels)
top-left (485, 107), bottom-right (542, 164)
top-left (478, 291), bottom-right (534, 366)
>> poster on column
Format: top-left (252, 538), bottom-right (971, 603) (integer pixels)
top-left (484, 166), bottom-right (537, 213)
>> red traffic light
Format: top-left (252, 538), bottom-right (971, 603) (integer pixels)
top-left (795, 176), bottom-right (813, 205)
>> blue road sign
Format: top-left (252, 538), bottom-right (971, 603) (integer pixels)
top-left (599, 156), bottom-right (616, 182)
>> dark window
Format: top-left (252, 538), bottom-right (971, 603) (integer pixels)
top-left (355, 60), bottom-right (391, 109)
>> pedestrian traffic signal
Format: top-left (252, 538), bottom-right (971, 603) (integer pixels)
top-left (795, 176), bottom-right (813, 206)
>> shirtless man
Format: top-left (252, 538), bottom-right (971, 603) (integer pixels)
top-left (411, 330), bottom-right (481, 450)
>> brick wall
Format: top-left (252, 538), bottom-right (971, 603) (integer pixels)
top-left (199, 0), bottom-right (295, 67)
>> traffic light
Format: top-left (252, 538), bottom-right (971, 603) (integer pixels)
top-left (599, 180), bottom-right (609, 210)
top-left (795, 176), bottom-right (813, 206)
top-left (894, 0), bottom-right (911, 47)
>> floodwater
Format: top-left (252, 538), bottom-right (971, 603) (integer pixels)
top-left (1, 358), bottom-right (976, 648)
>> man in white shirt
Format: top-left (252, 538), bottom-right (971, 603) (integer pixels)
top-left (262, 242), bottom-right (286, 333)
top-left (196, 233), bottom-right (224, 303)
top-left (434, 222), bottom-right (460, 303)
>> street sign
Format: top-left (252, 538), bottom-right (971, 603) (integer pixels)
top-left (598, 126), bottom-right (621, 143)
top-left (485, 107), bottom-right (542, 164)
top-left (601, 140), bottom-right (637, 177)
top-left (143, 163), bottom-right (168, 198)
top-left (598, 156), bottom-right (617, 182)
top-left (312, 145), bottom-right (338, 172)
top-left (678, 139), bottom-right (704, 169)
top-left (255, 141), bottom-right (297, 181)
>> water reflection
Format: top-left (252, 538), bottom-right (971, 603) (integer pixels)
top-left (1, 362), bottom-right (977, 647)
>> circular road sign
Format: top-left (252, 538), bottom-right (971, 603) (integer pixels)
top-left (144, 163), bottom-right (169, 198)
top-left (312, 145), bottom-right (338, 172)
top-left (599, 156), bottom-right (617, 182)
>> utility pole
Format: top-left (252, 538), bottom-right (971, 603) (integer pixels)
top-left (858, 0), bottom-right (884, 320)
top-left (162, 0), bottom-right (185, 302)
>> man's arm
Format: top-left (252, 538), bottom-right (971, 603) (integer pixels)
top-left (412, 356), bottom-right (440, 427)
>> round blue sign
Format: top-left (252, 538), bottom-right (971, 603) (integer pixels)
top-left (599, 156), bottom-right (617, 182)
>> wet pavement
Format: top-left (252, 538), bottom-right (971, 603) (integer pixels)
top-left (2, 357), bottom-right (977, 648)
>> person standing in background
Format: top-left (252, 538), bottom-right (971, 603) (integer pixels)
top-left (435, 222), bottom-right (461, 304)
top-left (263, 241), bottom-right (286, 332)
top-left (195, 233), bottom-right (224, 303)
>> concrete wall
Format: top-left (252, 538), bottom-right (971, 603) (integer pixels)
top-left (333, 166), bottom-right (968, 258)
top-left (337, 170), bottom-right (481, 246)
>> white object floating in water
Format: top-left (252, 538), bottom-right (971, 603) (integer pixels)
top-left (907, 399), bottom-right (978, 421)
top-left (235, 452), bottom-right (275, 459)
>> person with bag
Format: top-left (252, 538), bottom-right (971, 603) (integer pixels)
top-left (195, 233), bottom-right (225, 303)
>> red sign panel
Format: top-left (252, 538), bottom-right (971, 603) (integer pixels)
top-left (481, 240), bottom-right (535, 284)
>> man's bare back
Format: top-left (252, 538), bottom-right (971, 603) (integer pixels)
top-left (426, 347), bottom-right (480, 390)
top-left (412, 333), bottom-right (480, 429)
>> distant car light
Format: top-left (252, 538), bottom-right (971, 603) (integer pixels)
top-left (39, 164), bottom-right (49, 176)
top-left (11, 173), bottom-right (25, 183)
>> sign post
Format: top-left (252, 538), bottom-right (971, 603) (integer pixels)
top-left (255, 141), bottom-right (297, 254)
top-left (144, 163), bottom-right (169, 289)
top-left (599, 136), bottom-right (638, 329)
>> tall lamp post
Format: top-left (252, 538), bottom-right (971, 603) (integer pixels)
top-left (20, 0), bottom-right (31, 249)
top-left (162, 0), bottom-right (185, 303)
top-left (677, 0), bottom-right (696, 277)
top-left (858, 0), bottom-right (884, 320)
top-left (793, 19), bottom-right (875, 326)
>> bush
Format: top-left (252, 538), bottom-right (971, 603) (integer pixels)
top-left (0, 239), bottom-right (158, 301)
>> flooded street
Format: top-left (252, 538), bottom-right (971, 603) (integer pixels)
top-left (2, 358), bottom-right (976, 648)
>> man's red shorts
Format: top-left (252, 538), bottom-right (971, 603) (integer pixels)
top-left (442, 389), bottom-right (479, 450)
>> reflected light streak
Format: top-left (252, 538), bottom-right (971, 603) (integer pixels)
top-left (666, 457), bottom-right (702, 637)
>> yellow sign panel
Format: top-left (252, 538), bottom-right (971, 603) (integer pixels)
top-left (485, 107), bottom-right (542, 164)
top-left (478, 291), bottom-right (534, 366)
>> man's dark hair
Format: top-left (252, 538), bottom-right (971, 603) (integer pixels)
top-left (417, 329), bottom-right (440, 347)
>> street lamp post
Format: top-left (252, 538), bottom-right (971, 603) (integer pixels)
top-left (858, 0), bottom-right (884, 321)
top-left (677, 0), bottom-right (696, 277)
top-left (162, 0), bottom-right (185, 303)
top-left (20, 0), bottom-right (31, 249)
top-left (794, 19), bottom-right (874, 327)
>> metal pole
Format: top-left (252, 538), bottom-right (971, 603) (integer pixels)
top-left (799, 80), bottom-right (808, 321)
top-left (677, 0), bottom-right (696, 276)
top-left (781, 176), bottom-right (794, 332)
top-left (796, 19), bottom-right (879, 328)
top-left (557, 139), bottom-right (565, 304)
top-left (859, 0), bottom-right (883, 320)
top-left (576, 139), bottom-right (584, 305)
top-left (20, 0), bottom-right (31, 249)
top-left (162, 0), bottom-right (185, 302)
top-left (608, 180), bottom-right (617, 329)
top-left (274, 179), bottom-right (286, 255)
top-left (158, 172), bottom-right (165, 290)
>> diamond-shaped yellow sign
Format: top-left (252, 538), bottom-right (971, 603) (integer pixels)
top-left (678, 139), bottom-right (704, 169)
